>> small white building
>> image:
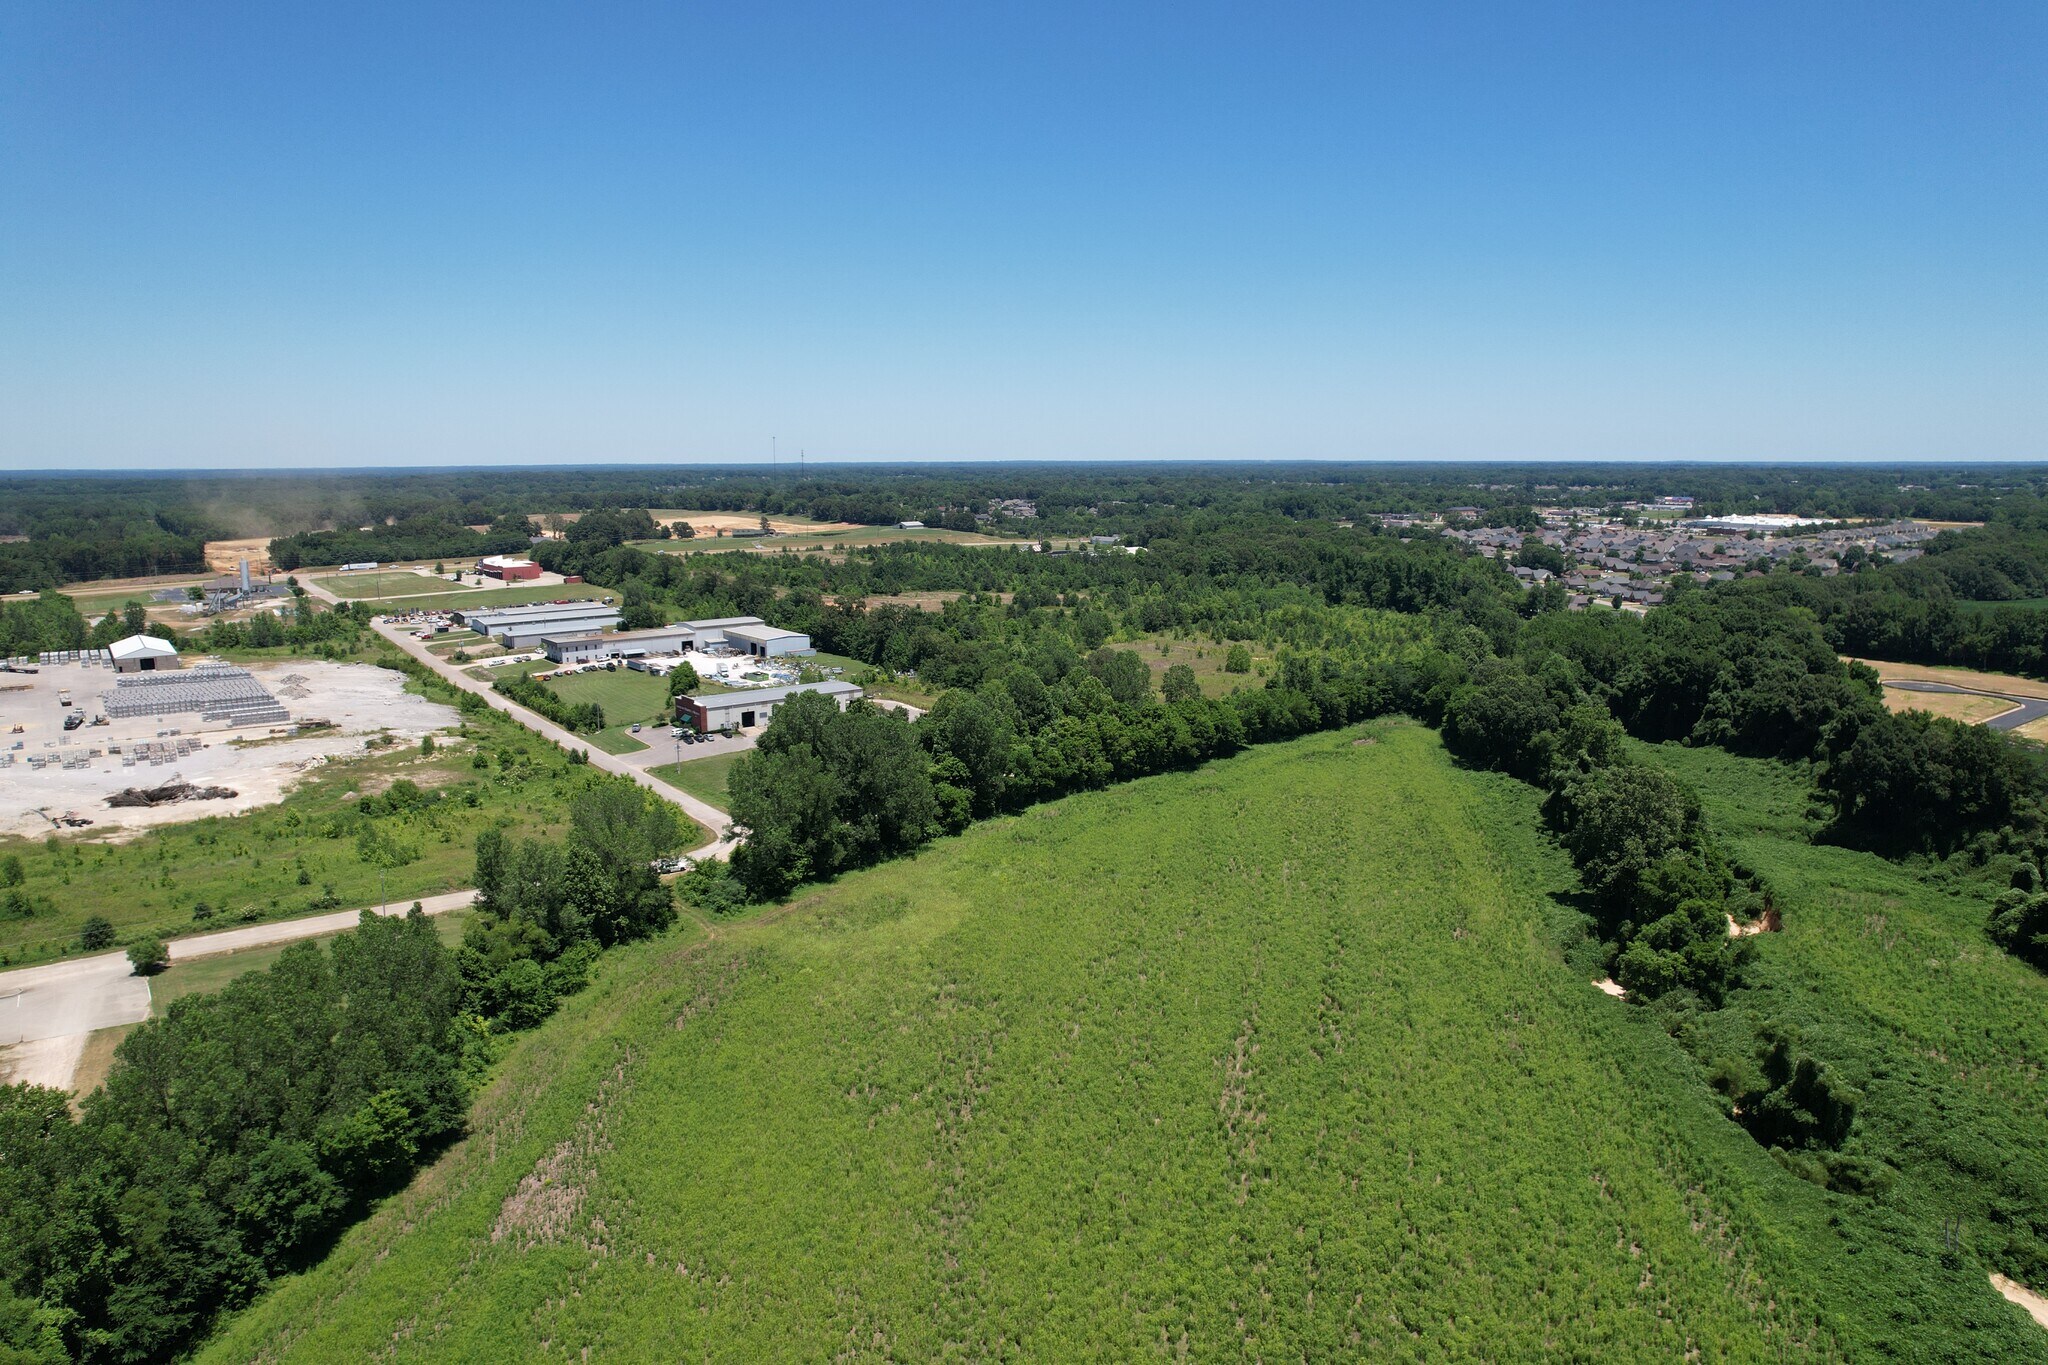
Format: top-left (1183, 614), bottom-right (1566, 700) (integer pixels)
top-left (109, 634), bottom-right (180, 673)
top-left (722, 622), bottom-right (813, 658)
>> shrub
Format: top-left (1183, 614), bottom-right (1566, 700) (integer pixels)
top-left (126, 938), bottom-right (168, 975)
top-left (77, 916), bottom-right (115, 951)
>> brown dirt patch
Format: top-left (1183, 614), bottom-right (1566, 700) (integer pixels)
top-left (1992, 1273), bottom-right (2048, 1330)
top-left (203, 537), bottom-right (275, 574)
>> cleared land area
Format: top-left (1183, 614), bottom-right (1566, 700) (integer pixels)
top-left (205, 726), bottom-right (1922, 1361)
top-left (1878, 688), bottom-right (2015, 724)
top-left (0, 658), bottom-right (458, 840)
top-left (1846, 656), bottom-right (2048, 701)
top-left (0, 686), bottom-right (580, 966)
top-left (1131, 631), bottom-right (1268, 698)
top-left (319, 569), bottom-right (472, 599)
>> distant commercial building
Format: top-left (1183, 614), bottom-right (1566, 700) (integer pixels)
top-left (722, 622), bottom-right (813, 657)
top-left (478, 555), bottom-right (543, 581)
top-left (109, 634), bottom-right (181, 673)
top-left (897, 520), bottom-right (926, 529)
top-left (541, 625), bottom-right (692, 665)
top-left (678, 680), bottom-right (862, 734)
top-left (457, 600), bottom-right (620, 648)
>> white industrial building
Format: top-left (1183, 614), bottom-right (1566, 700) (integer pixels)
top-left (723, 622), bottom-right (812, 657)
top-left (541, 624), bottom-right (693, 665)
top-left (109, 634), bottom-right (180, 674)
top-left (457, 600), bottom-right (620, 648)
top-left (531, 614), bottom-right (811, 665)
top-left (676, 679), bottom-right (861, 733)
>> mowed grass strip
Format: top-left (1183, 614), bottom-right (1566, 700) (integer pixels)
top-left (203, 726), bottom-right (1844, 1362)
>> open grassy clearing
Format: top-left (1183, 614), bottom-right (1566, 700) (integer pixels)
top-left (1128, 630), bottom-right (1269, 698)
top-left (0, 706), bottom-right (584, 965)
top-left (648, 750), bottom-right (740, 809)
top-left (1846, 656), bottom-right (2048, 700)
top-left (204, 724), bottom-right (1997, 1361)
top-left (541, 667), bottom-right (670, 724)
top-left (1878, 687), bottom-right (2016, 725)
top-left (318, 570), bottom-right (469, 599)
top-left (366, 583), bottom-right (614, 614)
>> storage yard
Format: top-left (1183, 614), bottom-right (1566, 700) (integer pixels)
top-left (0, 657), bottom-right (459, 838)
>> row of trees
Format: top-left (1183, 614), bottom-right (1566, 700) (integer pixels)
top-left (492, 672), bottom-right (605, 732)
top-left (463, 784), bottom-right (684, 1028)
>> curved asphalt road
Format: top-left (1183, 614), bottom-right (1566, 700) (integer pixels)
top-left (1881, 678), bottom-right (2048, 731)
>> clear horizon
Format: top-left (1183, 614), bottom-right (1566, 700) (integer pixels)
top-left (3, 2), bottom-right (2043, 470)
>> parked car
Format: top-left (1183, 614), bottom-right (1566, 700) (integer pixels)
top-left (630, 722), bottom-right (642, 733)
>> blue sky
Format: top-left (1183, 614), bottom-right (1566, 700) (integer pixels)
top-left (1, 1), bottom-right (2042, 468)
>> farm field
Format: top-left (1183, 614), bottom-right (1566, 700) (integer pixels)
top-left (1958, 597), bottom-right (2048, 615)
top-left (648, 750), bottom-right (740, 809)
top-left (197, 723), bottom-right (2036, 1362)
top-left (0, 706), bottom-right (581, 966)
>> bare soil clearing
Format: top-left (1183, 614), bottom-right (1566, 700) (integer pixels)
top-left (0, 660), bottom-right (459, 838)
top-left (1994, 1274), bottom-right (2048, 1331)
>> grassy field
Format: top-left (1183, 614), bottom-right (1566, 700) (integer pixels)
top-left (1129, 631), bottom-right (1269, 698)
top-left (1846, 655), bottom-right (2048, 700)
top-left (0, 705), bottom-right (584, 966)
top-left (632, 525), bottom-right (1024, 558)
top-left (1877, 686), bottom-right (2016, 724)
top-left (199, 723), bottom-right (2048, 1362)
top-left (543, 667), bottom-right (670, 726)
top-left (648, 750), bottom-right (740, 809)
top-left (318, 570), bottom-right (469, 599)
top-left (366, 583), bottom-right (613, 614)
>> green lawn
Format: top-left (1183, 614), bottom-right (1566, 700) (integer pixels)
top-left (368, 583), bottom-right (613, 614)
top-left (318, 570), bottom-right (469, 599)
top-left (648, 750), bottom-right (740, 809)
top-left (542, 667), bottom-right (670, 727)
top-left (203, 723), bottom-right (2032, 1362)
top-left (0, 705), bottom-right (582, 968)
top-left (587, 726), bottom-right (650, 755)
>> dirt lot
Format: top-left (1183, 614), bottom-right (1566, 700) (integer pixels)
top-left (203, 537), bottom-right (275, 574)
top-left (0, 659), bottom-right (460, 839)
top-left (652, 510), bottom-right (859, 535)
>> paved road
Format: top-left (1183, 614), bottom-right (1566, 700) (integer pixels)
top-left (369, 620), bottom-right (737, 859)
top-left (0, 889), bottom-right (477, 1090)
top-left (1882, 678), bottom-right (2048, 730)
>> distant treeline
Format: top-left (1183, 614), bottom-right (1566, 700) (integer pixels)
top-left (12, 462), bottom-right (2048, 589)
